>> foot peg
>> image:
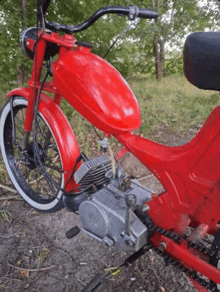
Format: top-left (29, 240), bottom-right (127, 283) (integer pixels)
top-left (66, 226), bottom-right (80, 239)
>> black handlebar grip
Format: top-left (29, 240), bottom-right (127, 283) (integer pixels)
top-left (138, 8), bottom-right (158, 19)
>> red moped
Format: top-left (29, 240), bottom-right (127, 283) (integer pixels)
top-left (1, 1), bottom-right (220, 291)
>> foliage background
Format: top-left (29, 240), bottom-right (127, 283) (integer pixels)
top-left (0, 0), bottom-right (220, 86)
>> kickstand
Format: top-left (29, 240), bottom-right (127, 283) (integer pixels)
top-left (81, 272), bottom-right (111, 292)
top-left (81, 245), bottom-right (150, 292)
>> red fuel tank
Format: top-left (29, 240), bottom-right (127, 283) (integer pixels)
top-left (52, 45), bottom-right (141, 134)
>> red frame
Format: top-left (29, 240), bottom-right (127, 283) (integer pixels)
top-left (6, 30), bottom-right (220, 286)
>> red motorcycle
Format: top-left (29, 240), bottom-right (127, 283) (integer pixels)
top-left (1, 1), bottom-right (220, 291)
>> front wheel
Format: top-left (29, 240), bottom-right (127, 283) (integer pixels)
top-left (0, 96), bottom-right (64, 212)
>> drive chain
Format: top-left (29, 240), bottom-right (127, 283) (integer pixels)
top-left (142, 217), bottom-right (220, 292)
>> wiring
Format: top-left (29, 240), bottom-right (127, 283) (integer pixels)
top-left (103, 20), bottom-right (137, 59)
top-left (32, 3), bottom-right (65, 196)
top-left (32, 3), bottom-right (82, 198)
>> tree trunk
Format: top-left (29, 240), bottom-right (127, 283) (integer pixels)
top-left (22, 0), bottom-right (27, 20)
top-left (154, 0), bottom-right (164, 81)
top-left (154, 35), bottom-right (164, 81)
top-left (17, 0), bottom-right (27, 85)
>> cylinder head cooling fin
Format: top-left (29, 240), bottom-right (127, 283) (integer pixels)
top-left (74, 155), bottom-right (112, 192)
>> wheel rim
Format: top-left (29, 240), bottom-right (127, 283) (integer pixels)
top-left (217, 260), bottom-right (220, 289)
top-left (209, 228), bottom-right (220, 290)
top-left (1, 98), bottom-right (64, 208)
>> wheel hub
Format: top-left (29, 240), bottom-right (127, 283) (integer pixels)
top-left (20, 142), bottom-right (46, 170)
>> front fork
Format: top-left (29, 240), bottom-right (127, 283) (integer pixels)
top-left (22, 37), bottom-right (62, 149)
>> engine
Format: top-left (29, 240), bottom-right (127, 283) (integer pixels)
top-left (74, 155), bottom-right (112, 193)
top-left (64, 155), bottom-right (153, 251)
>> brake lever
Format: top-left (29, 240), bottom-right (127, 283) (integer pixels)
top-left (128, 6), bottom-right (139, 21)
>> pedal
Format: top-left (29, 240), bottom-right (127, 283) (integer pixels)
top-left (66, 226), bottom-right (80, 239)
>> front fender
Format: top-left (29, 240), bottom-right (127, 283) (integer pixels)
top-left (6, 87), bottom-right (81, 191)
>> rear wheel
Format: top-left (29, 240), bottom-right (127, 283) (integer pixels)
top-left (209, 228), bottom-right (220, 290)
top-left (0, 96), bottom-right (64, 212)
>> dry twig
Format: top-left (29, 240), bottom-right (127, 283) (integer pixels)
top-left (137, 174), bottom-right (153, 181)
top-left (0, 195), bottom-right (22, 201)
top-left (0, 183), bottom-right (17, 193)
top-left (7, 263), bottom-right (56, 272)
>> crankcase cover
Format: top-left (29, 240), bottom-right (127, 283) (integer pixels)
top-left (79, 200), bottom-right (109, 239)
top-left (52, 47), bottom-right (141, 134)
top-left (79, 184), bottom-right (148, 251)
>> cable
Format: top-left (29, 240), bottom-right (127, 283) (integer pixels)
top-left (103, 20), bottom-right (136, 59)
top-left (10, 96), bottom-right (23, 152)
top-left (92, 125), bottom-right (103, 140)
top-left (64, 154), bottom-right (82, 190)
top-left (32, 60), bottom-right (81, 196)
top-left (33, 3), bottom-right (65, 196)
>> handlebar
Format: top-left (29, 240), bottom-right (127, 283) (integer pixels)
top-left (42, 0), bottom-right (50, 15)
top-left (44, 6), bottom-right (158, 34)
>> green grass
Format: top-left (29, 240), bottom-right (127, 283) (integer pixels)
top-left (0, 74), bottom-right (219, 153)
top-left (0, 74), bottom-right (219, 192)
top-left (131, 74), bottom-right (220, 136)
top-left (0, 210), bottom-right (9, 221)
top-left (60, 74), bottom-right (220, 147)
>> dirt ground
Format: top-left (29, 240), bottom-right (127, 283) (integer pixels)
top-left (0, 132), bottom-right (199, 292)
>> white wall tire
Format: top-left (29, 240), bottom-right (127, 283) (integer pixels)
top-left (0, 96), bottom-right (64, 212)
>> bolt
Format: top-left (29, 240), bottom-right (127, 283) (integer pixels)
top-left (126, 194), bottom-right (136, 211)
top-left (125, 239), bottom-right (134, 247)
top-left (142, 204), bottom-right (150, 212)
top-left (159, 242), bottom-right (167, 250)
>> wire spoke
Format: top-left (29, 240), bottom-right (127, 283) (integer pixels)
top-left (37, 118), bottom-right (47, 139)
top-left (42, 162), bottom-right (62, 172)
top-left (7, 103), bottom-right (63, 201)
